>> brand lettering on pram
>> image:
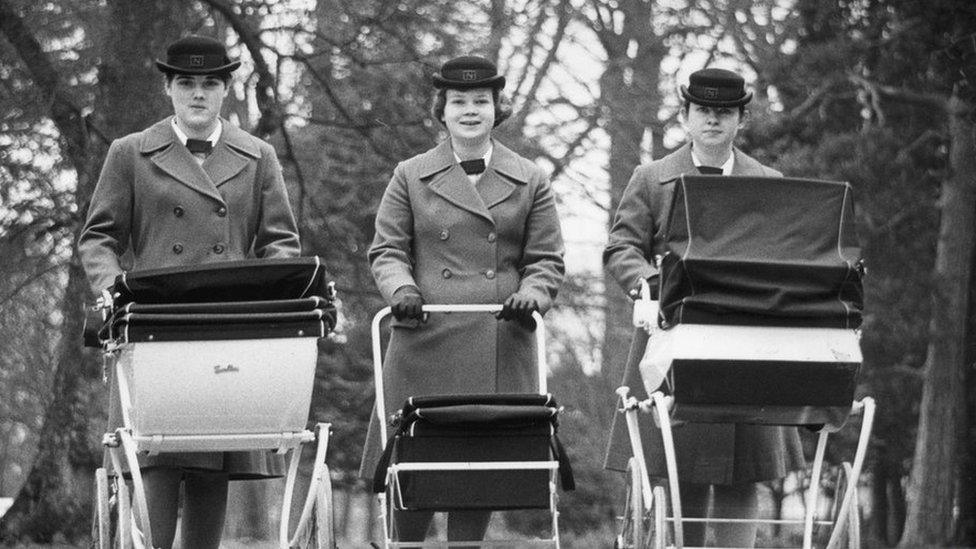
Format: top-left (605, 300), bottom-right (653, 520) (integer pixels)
top-left (213, 364), bottom-right (240, 374)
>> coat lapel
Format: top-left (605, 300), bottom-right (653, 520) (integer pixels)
top-left (204, 121), bottom-right (257, 188)
top-left (481, 140), bottom-right (526, 209)
top-left (730, 148), bottom-right (765, 176)
top-left (655, 143), bottom-right (697, 183)
top-left (421, 140), bottom-right (493, 224)
top-left (655, 143), bottom-right (766, 182)
top-left (141, 118), bottom-right (223, 203)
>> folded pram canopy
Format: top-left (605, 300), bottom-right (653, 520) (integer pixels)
top-left (659, 175), bottom-right (864, 328)
top-left (112, 257), bottom-right (331, 306)
top-left (95, 257), bottom-right (336, 343)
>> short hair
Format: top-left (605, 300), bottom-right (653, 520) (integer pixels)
top-left (682, 100), bottom-right (746, 117)
top-left (430, 88), bottom-right (512, 128)
top-left (164, 71), bottom-right (233, 85)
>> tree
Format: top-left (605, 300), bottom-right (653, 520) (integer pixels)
top-left (0, 0), bottom-right (191, 540)
top-left (900, 29), bottom-right (976, 547)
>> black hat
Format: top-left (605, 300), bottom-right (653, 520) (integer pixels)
top-left (155, 35), bottom-right (241, 76)
top-left (432, 56), bottom-right (505, 90)
top-left (680, 68), bottom-right (752, 107)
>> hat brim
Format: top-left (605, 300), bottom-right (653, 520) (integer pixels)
top-left (155, 59), bottom-right (241, 75)
top-left (432, 74), bottom-right (505, 90)
top-left (680, 85), bottom-right (752, 107)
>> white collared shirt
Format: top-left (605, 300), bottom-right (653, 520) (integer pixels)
top-left (454, 144), bottom-right (493, 184)
top-left (171, 118), bottom-right (222, 163)
top-left (690, 148), bottom-right (734, 174)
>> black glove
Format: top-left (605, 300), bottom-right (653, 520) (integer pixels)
top-left (498, 293), bottom-right (539, 329)
top-left (391, 286), bottom-right (425, 321)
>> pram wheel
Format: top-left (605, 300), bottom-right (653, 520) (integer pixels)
top-left (615, 457), bottom-right (665, 549)
top-left (313, 465), bottom-right (335, 549)
top-left (93, 467), bottom-right (112, 549)
top-left (293, 463), bottom-right (335, 549)
top-left (826, 462), bottom-right (861, 549)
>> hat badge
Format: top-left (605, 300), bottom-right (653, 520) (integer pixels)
top-left (461, 69), bottom-right (477, 81)
top-left (189, 55), bottom-right (205, 67)
top-left (703, 87), bottom-right (719, 99)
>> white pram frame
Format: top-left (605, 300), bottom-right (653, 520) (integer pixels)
top-left (93, 334), bottom-right (335, 549)
top-left (614, 289), bottom-right (877, 549)
top-left (370, 304), bottom-right (563, 548)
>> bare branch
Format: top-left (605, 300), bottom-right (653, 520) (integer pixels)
top-left (198, 0), bottom-right (281, 138)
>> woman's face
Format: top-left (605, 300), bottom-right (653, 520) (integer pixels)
top-left (681, 103), bottom-right (742, 151)
top-left (165, 74), bottom-right (229, 136)
top-left (442, 88), bottom-right (495, 144)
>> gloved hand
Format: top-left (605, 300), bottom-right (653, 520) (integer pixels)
top-left (628, 274), bottom-right (659, 301)
top-left (391, 285), bottom-right (425, 321)
top-left (498, 293), bottom-right (539, 330)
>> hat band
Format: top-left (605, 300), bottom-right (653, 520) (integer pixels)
top-left (166, 53), bottom-right (229, 70)
top-left (441, 68), bottom-right (496, 82)
top-left (688, 83), bottom-right (745, 101)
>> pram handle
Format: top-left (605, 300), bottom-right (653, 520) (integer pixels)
top-left (371, 304), bottom-right (547, 444)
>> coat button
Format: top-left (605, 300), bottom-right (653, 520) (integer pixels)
top-left (485, 269), bottom-right (496, 280)
top-left (172, 243), bottom-right (184, 254)
top-left (173, 206), bottom-right (184, 218)
top-left (213, 243), bottom-right (225, 254)
top-left (442, 268), bottom-right (452, 279)
top-left (215, 206), bottom-right (227, 217)
top-left (487, 232), bottom-right (497, 243)
top-left (439, 229), bottom-right (450, 240)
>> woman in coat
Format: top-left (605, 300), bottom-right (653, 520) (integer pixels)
top-left (78, 36), bottom-right (300, 549)
top-left (603, 68), bottom-right (804, 547)
top-left (362, 55), bottom-right (565, 543)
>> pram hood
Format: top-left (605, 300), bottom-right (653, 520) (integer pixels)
top-left (112, 257), bottom-right (330, 306)
top-left (659, 175), bottom-right (864, 328)
top-left (91, 257), bottom-right (336, 344)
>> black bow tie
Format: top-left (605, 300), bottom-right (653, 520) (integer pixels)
top-left (460, 159), bottom-right (486, 175)
top-left (697, 165), bottom-right (723, 175)
top-left (186, 139), bottom-right (213, 155)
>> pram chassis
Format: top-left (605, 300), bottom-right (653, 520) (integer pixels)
top-left (614, 376), bottom-right (876, 549)
top-left (370, 304), bottom-right (562, 548)
top-left (94, 332), bottom-right (335, 547)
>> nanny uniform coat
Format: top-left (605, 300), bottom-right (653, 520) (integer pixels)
top-left (79, 117), bottom-right (301, 479)
top-left (360, 139), bottom-right (565, 477)
top-left (603, 143), bottom-right (806, 485)
top-left (79, 117), bottom-right (300, 294)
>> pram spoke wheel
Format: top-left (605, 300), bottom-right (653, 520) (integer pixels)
top-left (315, 465), bottom-right (336, 548)
top-left (615, 457), bottom-right (662, 549)
top-left (93, 467), bottom-right (112, 549)
top-left (826, 462), bottom-right (861, 549)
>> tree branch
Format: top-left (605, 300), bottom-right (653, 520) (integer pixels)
top-left (198, 0), bottom-right (281, 138)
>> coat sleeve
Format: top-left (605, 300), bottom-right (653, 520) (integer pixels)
top-left (603, 165), bottom-right (659, 296)
top-left (368, 164), bottom-right (419, 304)
top-left (78, 139), bottom-right (133, 295)
top-left (252, 143), bottom-right (301, 258)
top-left (514, 171), bottom-right (565, 314)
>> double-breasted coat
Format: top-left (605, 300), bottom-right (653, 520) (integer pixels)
top-left (603, 143), bottom-right (806, 485)
top-left (79, 117), bottom-right (301, 478)
top-left (360, 139), bottom-right (565, 476)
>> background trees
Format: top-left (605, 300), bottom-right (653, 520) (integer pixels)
top-left (1, 0), bottom-right (974, 545)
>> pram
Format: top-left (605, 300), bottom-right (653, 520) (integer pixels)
top-left (613, 176), bottom-right (876, 549)
top-left (86, 257), bottom-right (338, 549)
top-left (369, 304), bottom-right (575, 548)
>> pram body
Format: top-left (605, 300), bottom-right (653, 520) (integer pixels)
top-left (90, 257), bottom-right (338, 549)
top-left (370, 304), bottom-right (573, 548)
top-left (615, 176), bottom-right (876, 549)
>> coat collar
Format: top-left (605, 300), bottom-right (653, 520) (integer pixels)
top-left (653, 142), bottom-right (766, 183)
top-left (140, 117), bottom-right (260, 201)
top-left (418, 139), bottom-right (529, 224)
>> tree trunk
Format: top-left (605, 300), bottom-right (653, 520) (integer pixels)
top-left (0, 0), bottom-right (187, 541)
top-left (596, 1), bottom-right (664, 385)
top-left (899, 91), bottom-right (976, 546)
